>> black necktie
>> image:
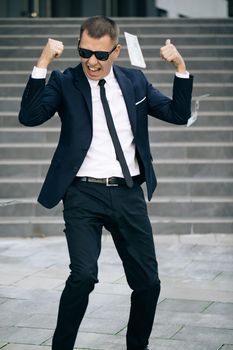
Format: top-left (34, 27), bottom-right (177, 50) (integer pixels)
top-left (98, 79), bottom-right (133, 188)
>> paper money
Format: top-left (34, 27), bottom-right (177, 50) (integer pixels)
top-left (124, 32), bottom-right (146, 68)
top-left (187, 94), bottom-right (210, 127)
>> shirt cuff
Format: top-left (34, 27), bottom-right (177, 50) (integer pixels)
top-left (175, 71), bottom-right (190, 79)
top-left (31, 66), bottom-right (47, 79)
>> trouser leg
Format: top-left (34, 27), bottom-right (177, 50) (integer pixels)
top-left (108, 185), bottom-right (161, 350)
top-left (52, 182), bottom-right (103, 350)
top-left (52, 274), bottom-right (96, 350)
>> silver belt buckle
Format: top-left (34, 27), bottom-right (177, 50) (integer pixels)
top-left (106, 177), bottom-right (118, 186)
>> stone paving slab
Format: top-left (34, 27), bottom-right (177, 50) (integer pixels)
top-left (118, 322), bottom-right (183, 339)
top-left (172, 325), bottom-right (233, 347)
top-left (0, 234), bottom-right (233, 350)
top-left (160, 277), bottom-right (233, 302)
top-left (148, 338), bottom-right (224, 350)
top-left (0, 327), bottom-right (53, 345)
top-left (15, 314), bottom-right (56, 330)
top-left (156, 309), bottom-right (233, 329)
top-left (1, 345), bottom-right (49, 350)
top-left (157, 298), bottom-right (212, 313)
top-left (203, 301), bottom-right (233, 315)
top-left (0, 344), bottom-right (7, 349)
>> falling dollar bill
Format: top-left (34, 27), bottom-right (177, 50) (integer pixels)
top-left (124, 32), bottom-right (146, 68)
top-left (187, 94), bottom-right (210, 127)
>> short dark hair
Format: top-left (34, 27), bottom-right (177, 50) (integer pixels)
top-left (80, 16), bottom-right (119, 42)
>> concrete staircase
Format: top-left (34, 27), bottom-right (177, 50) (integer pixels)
top-left (0, 17), bottom-right (232, 236)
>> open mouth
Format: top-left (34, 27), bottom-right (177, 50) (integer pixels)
top-left (87, 65), bottom-right (101, 72)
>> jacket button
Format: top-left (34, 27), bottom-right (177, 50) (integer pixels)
top-left (73, 166), bottom-right (78, 172)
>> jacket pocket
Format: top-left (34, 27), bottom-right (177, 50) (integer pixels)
top-left (135, 96), bottom-right (146, 105)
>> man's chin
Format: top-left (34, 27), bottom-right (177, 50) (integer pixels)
top-left (84, 67), bottom-right (102, 80)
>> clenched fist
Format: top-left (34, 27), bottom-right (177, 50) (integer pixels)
top-left (36, 38), bottom-right (64, 69)
top-left (160, 39), bottom-right (186, 73)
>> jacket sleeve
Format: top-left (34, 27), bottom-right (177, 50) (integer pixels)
top-left (146, 74), bottom-right (194, 125)
top-left (18, 70), bottom-right (62, 127)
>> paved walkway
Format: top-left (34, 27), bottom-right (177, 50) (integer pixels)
top-left (0, 233), bottom-right (233, 350)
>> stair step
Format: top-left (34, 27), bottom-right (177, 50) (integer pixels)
top-left (0, 197), bottom-right (232, 219)
top-left (0, 17), bottom-right (232, 24)
top-left (0, 70), bottom-right (232, 84)
top-left (149, 127), bottom-right (233, 143)
top-left (1, 56), bottom-right (233, 71)
top-left (2, 96), bottom-right (233, 112)
top-left (155, 181), bottom-right (233, 197)
top-left (1, 215), bottom-right (232, 224)
top-left (0, 215), bottom-right (232, 237)
top-left (0, 216), bottom-right (64, 237)
top-left (1, 34), bottom-right (233, 47)
top-left (150, 216), bottom-right (233, 235)
top-left (1, 23), bottom-right (233, 35)
top-left (0, 159), bottom-right (232, 178)
top-left (1, 112), bottom-right (233, 127)
top-left (150, 112), bottom-right (233, 127)
top-left (0, 112), bottom-right (60, 127)
top-left (0, 142), bottom-right (232, 159)
top-left (0, 143), bottom-right (55, 159)
top-left (0, 126), bottom-right (232, 143)
top-left (148, 197), bottom-right (233, 218)
top-left (145, 71), bottom-right (233, 83)
top-left (156, 161), bottom-right (233, 178)
top-left (151, 142), bottom-right (233, 159)
top-left (1, 46), bottom-right (233, 59)
top-left (157, 83), bottom-right (233, 96)
top-left (0, 177), bottom-right (232, 198)
top-left (1, 82), bottom-right (233, 98)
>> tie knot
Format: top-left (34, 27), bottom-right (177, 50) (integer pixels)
top-left (98, 79), bottom-right (106, 87)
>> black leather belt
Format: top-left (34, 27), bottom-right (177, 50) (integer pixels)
top-left (74, 176), bottom-right (141, 187)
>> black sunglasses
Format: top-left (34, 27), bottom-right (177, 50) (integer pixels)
top-left (77, 41), bottom-right (118, 61)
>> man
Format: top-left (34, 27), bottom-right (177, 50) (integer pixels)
top-left (19, 16), bottom-right (193, 350)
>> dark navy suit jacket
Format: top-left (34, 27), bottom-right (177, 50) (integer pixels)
top-left (19, 64), bottom-right (193, 208)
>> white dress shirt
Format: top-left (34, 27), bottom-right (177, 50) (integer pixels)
top-left (77, 68), bottom-right (140, 178)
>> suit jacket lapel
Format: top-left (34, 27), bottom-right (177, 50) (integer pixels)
top-left (73, 64), bottom-right (92, 120)
top-left (113, 65), bottom-right (137, 135)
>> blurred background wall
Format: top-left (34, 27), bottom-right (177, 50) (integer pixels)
top-left (0, 0), bottom-right (232, 18)
top-left (157, 0), bottom-right (228, 18)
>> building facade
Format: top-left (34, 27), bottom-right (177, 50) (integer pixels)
top-left (157, 0), bottom-right (228, 18)
top-left (0, 0), bottom-right (232, 18)
top-left (0, 0), bottom-right (157, 17)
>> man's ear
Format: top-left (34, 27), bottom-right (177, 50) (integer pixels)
top-left (114, 44), bottom-right (121, 58)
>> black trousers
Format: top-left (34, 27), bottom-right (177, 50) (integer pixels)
top-left (52, 180), bottom-right (161, 350)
